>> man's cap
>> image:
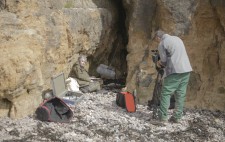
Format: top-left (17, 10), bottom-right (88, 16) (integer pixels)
top-left (154, 30), bottom-right (165, 39)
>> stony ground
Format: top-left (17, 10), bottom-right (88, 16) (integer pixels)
top-left (0, 91), bottom-right (224, 142)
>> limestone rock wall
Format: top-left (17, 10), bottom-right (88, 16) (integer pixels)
top-left (0, 0), bottom-right (225, 118)
top-left (124, 0), bottom-right (225, 111)
top-left (0, 0), bottom-right (118, 118)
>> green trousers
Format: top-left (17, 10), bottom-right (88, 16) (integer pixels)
top-left (159, 72), bottom-right (190, 120)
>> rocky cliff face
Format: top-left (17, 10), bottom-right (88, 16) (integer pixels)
top-left (0, 0), bottom-right (224, 118)
top-left (124, 0), bottom-right (225, 111)
top-left (0, 0), bottom-right (121, 118)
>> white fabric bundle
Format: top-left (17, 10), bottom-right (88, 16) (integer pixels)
top-left (66, 77), bottom-right (80, 92)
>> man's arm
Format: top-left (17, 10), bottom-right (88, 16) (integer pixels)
top-left (157, 43), bottom-right (167, 67)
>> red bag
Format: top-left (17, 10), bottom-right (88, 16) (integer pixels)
top-left (116, 92), bottom-right (136, 113)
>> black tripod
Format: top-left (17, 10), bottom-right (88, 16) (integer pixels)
top-left (148, 67), bottom-right (176, 119)
top-left (148, 68), bottom-right (164, 119)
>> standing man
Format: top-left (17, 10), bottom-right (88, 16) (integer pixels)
top-left (155, 30), bottom-right (192, 123)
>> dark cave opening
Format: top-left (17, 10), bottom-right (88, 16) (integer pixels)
top-left (107, 0), bottom-right (128, 79)
top-left (88, 0), bottom-right (128, 85)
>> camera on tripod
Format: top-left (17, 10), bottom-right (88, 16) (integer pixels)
top-left (151, 50), bottom-right (160, 64)
top-left (151, 50), bottom-right (164, 75)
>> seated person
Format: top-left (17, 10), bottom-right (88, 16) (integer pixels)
top-left (68, 55), bottom-right (101, 93)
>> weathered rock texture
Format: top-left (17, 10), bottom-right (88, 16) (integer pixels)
top-left (0, 0), bottom-right (225, 118)
top-left (124, 0), bottom-right (225, 111)
top-left (0, 0), bottom-right (120, 118)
